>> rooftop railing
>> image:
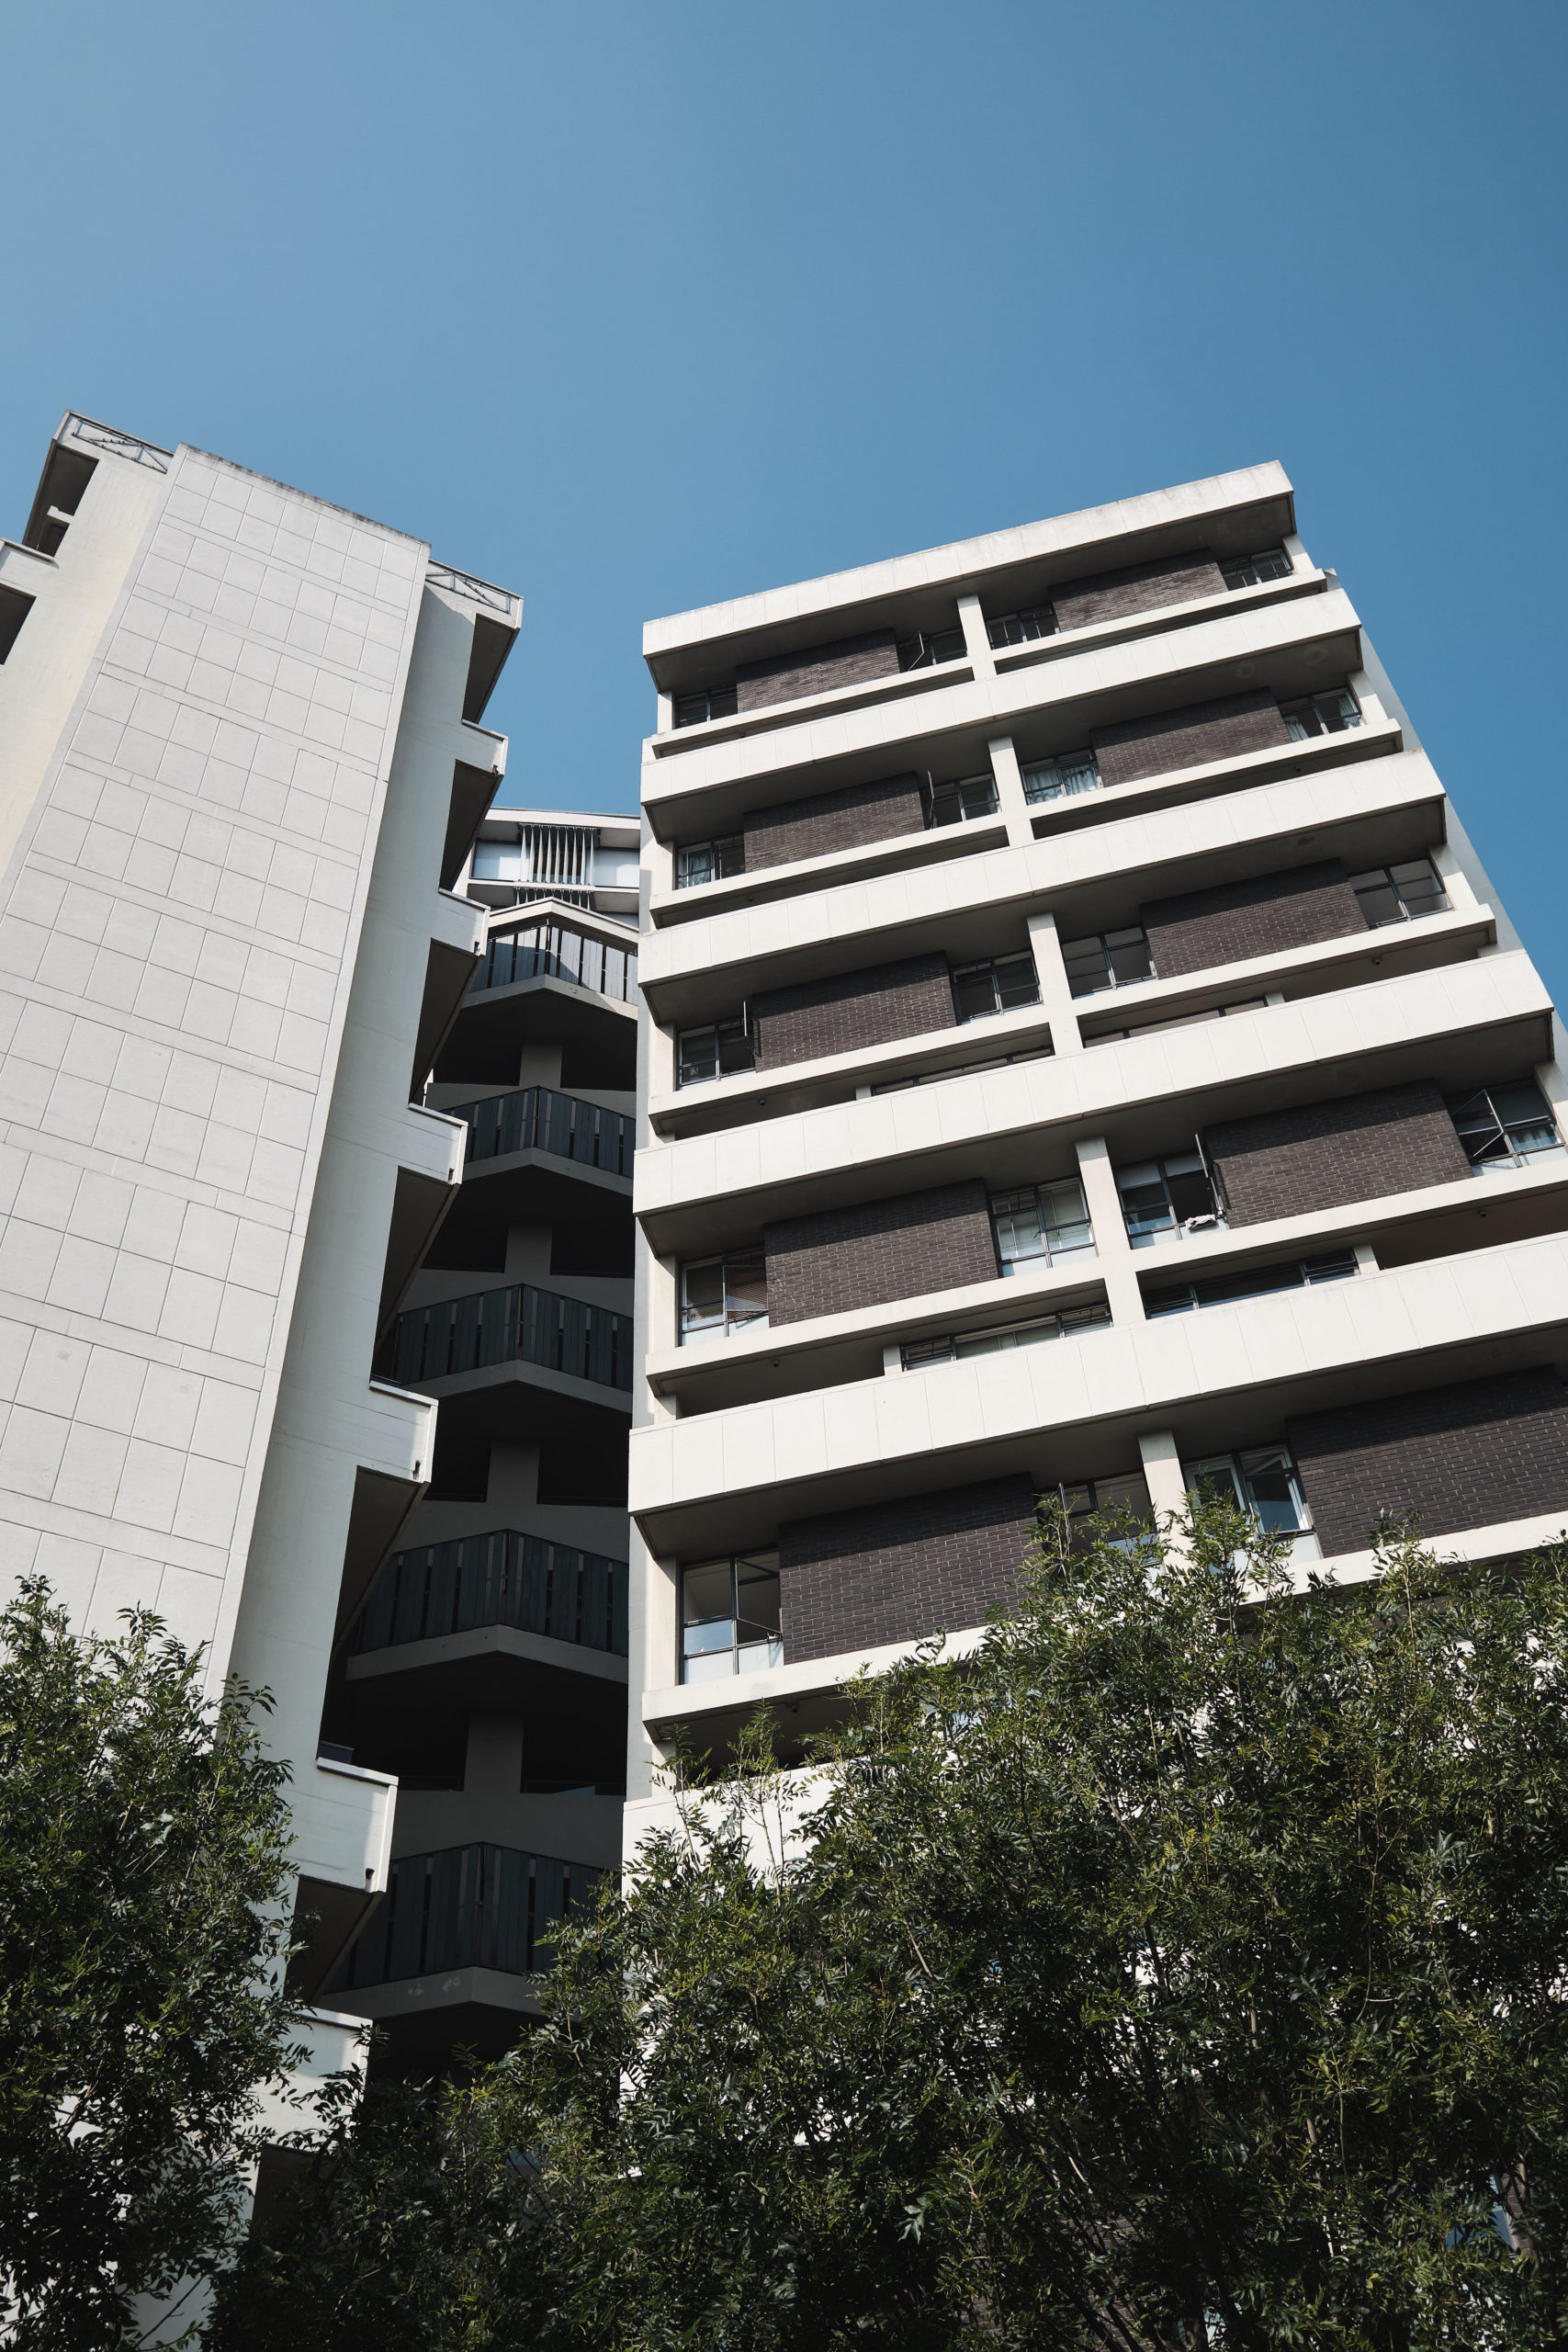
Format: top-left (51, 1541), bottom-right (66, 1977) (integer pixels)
top-left (335, 1841), bottom-right (609, 1989)
top-left (352, 1528), bottom-right (628, 1657)
top-left (447, 1084), bottom-right (632, 1178)
top-left (382, 1281), bottom-right (633, 1393)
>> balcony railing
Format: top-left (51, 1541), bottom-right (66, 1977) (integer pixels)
top-left (335, 1841), bottom-right (610, 1990)
top-left (352, 1528), bottom-right (628, 1657)
top-left (448, 1084), bottom-right (632, 1178)
top-left (382, 1282), bottom-right (633, 1392)
top-left (469, 918), bottom-right (637, 1004)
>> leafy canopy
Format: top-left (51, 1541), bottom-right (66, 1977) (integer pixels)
top-left (0, 1580), bottom-right (304, 2350)
top-left (215, 1507), bottom-right (1568, 2350)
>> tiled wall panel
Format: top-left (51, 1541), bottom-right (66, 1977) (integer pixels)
top-left (1052, 548), bottom-right (1225, 634)
top-left (1141, 859), bottom-right (1365, 978)
top-left (1091, 690), bottom-right (1292, 788)
top-left (763, 1179), bottom-right (997, 1326)
top-left (1205, 1080), bottom-right (1471, 1227)
top-left (750, 953), bottom-right (954, 1071)
top-left (1290, 1366), bottom-right (1568, 1555)
top-left (0, 446), bottom-right (423, 1655)
top-left (779, 1475), bottom-right (1039, 1661)
top-left (742, 772), bottom-right (925, 873)
top-left (735, 629), bottom-right (900, 715)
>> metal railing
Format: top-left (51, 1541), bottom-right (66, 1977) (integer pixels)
top-left (382, 1281), bottom-right (633, 1392)
top-left (448, 1084), bottom-right (632, 1178)
top-left (336, 1842), bottom-right (610, 1989)
top-left (469, 919), bottom-right (637, 1003)
top-left (353, 1528), bottom-right (628, 1657)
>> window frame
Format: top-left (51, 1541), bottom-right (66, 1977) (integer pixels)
top-left (1021, 748), bottom-right (1101, 805)
top-left (680, 1552), bottom-right (784, 1682)
top-left (952, 951), bottom-right (1041, 1024)
top-left (1445, 1079), bottom-right (1564, 1174)
top-left (989, 1177), bottom-right (1096, 1274)
top-left (674, 836), bottom-right (745, 890)
top-left (1183, 1445), bottom-right (1314, 1540)
top-left (679, 1249), bottom-right (769, 1345)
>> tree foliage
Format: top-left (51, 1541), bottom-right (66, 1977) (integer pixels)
top-left (0, 1580), bottom-right (303, 2349)
top-left (211, 1508), bottom-right (1568, 2348)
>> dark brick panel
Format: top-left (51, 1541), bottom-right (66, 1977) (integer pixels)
top-left (1205, 1080), bottom-right (1472, 1228)
top-left (763, 1179), bottom-right (998, 1327)
top-left (735, 629), bottom-right (900, 714)
top-left (743, 772), bottom-right (926, 873)
top-left (1141, 860), bottom-right (1365, 979)
top-left (1290, 1366), bottom-right (1568, 1556)
top-left (1052, 548), bottom-right (1226, 634)
top-left (750, 953), bottom-right (955, 1072)
top-left (779, 1476), bottom-right (1040, 1662)
top-left (1090, 690), bottom-right (1292, 788)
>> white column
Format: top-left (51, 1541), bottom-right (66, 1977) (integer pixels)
top-left (1430, 840), bottom-right (1478, 909)
top-left (1027, 909), bottom-right (1083, 1054)
top-left (987, 732), bottom-right (1036, 850)
top-left (1138, 1428), bottom-right (1190, 1533)
top-left (882, 1341), bottom-right (903, 1376)
top-left (656, 689), bottom-right (674, 733)
top-left (1074, 1135), bottom-right (1145, 1327)
top-left (956, 593), bottom-right (997, 683)
top-left (1353, 1240), bottom-right (1380, 1274)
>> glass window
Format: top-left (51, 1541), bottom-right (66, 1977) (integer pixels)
top-left (1349, 858), bottom-right (1449, 929)
top-left (1062, 926), bottom-right (1155, 998)
top-left (677, 1017), bottom-right (754, 1087)
top-left (987, 606), bottom-right (1055, 649)
top-left (1445, 1080), bottom-right (1563, 1173)
top-left (675, 836), bottom-right (745, 890)
top-left (1220, 547), bottom-right (1293, 591)
top-left (1145, 1248), bottom-right (1359, 1317)
top-left (900, 1299), bottom-right (1110, 1370)
top-left (990, 1179), bottom-right (1094, 1273)
top-left (952, 952), bottom-right (1040, 1023)
top-left (1053, 1472), bottom-right (1153, 1550)
top-left (680, 1251), bottom-right (768, 1344)
top-left (869, 1045), bottom-right (1054, 1095)
top-left (896, 627), bottom-right (966, 671)
top-left (1185, 1447), bottom-right (1311, 1537)
top-left (1280, 686), bottom-right (1363, 741)
top-left (928, 773), bottom-right (999, 827)
top-left (1115, 1151), bottom-right (1219, 1248)
top-left (673, 687), bottom-right (739, 729)
top-left (681, 1554), bottom-right (783, 1681)
top-left (1021, 749), bottom-right (1101, 805)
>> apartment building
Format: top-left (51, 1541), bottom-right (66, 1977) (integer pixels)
top-left (321, 819), bottom-right (636, 2065)
top-left (0, 410), bottom-right (521, 2099)
top-left (626, 462), bottom-right (1568, 1823)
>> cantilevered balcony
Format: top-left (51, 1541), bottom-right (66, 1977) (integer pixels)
top-left (333, 1839), bottom-right (609, 1995)
top-left (382, 1279), bottom-right (633, 1395)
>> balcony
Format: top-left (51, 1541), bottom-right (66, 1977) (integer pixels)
top-left (333, 1840), bottom-right (610, 1993)
top-left (450, 1083), bottom-right (632, 1177)
top-left (633, 956), bottom-right (1551, 1263)
top-left (382, 1280), bottom-right (634, 1394)
top-left (353, 1527), bottom-right (628, 1659)
top-left (468, 917), bottom-right (637, 1004)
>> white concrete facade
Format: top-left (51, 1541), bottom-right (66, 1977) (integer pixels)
top-left (627, 463), bottom-right (1568, 1829)
top-left (0, 412), bottom-right (521, 2052)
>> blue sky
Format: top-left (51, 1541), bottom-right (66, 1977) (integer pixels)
top-left (1, 3), bottom-right (1562, 984)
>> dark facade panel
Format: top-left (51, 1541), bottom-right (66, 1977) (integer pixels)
top-left (1090, 690), bottom-right (1292, 788)
top-left (1206, 1080), bottom-right (1472, 1227)
top-left (1052, 548), bottom-right (1226, 635)
top-left (763, 1179), bottom-right (998, 1327)
top-left (779, 1475), bottom-right (1040, 1662)
top-left (1141, 859), bottom-right (1365, 979)
top-left (750, 953), bottom-right (955, 1072)
top-left (735, 628), bottom-right (900, 715)
top-left (742, 771), bottom-right (926, 873)
top-left (1289, 1366), bottom-right (1568, 1556)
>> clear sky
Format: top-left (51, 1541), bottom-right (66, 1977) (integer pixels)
top-left (1, 3), bottom-right (1562, 983)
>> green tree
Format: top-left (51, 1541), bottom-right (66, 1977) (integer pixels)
top-left (0, 1579), bottom-right (305, 2349)
top-left (212, 1509), bottom-right (1568, 2349)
